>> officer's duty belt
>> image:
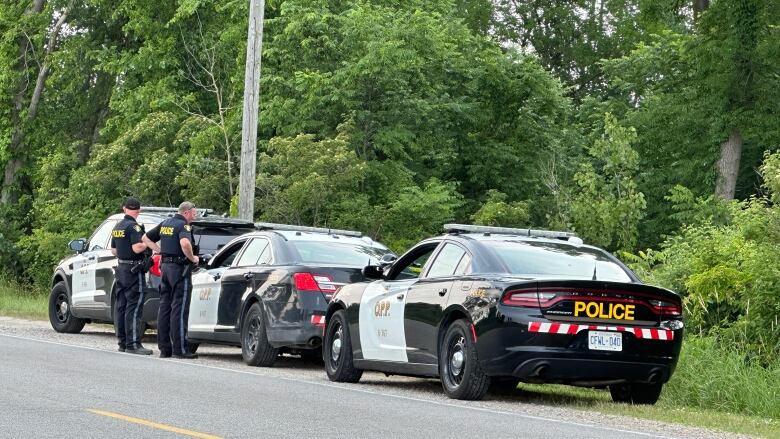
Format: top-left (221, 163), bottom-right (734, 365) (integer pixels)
top-left (161, 256), bottom-right (189, 264)
top-left (117, 259), bottom-right (143, 265)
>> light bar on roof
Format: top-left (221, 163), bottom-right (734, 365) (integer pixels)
top-left (254, 222), bottom-right (363, 237)
top-left (443, 223), bottom-right (579, 241)
top-left (140, 206), bottom-right (214, 217)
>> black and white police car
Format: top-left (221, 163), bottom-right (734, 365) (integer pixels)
top-left (49, 207), bottom-right (256, 334)
top-left (186, 223), bottom-right (393, 366)
top-left (323, 224), bottom-right (683, 403)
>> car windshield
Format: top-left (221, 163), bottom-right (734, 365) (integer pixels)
top-left (487, 240), bottom-right (632, 282)
top-left (290, 241), bottom-right (387, 266)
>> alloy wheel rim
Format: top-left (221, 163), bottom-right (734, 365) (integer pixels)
top-left (330, 323), bottom-right (343, 364)
top-left (56, 293), bottom-right (68, 323)
top-left (246, 316), bottom-right (260, 355)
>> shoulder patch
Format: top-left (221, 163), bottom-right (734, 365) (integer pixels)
top-left (133, 224), bottom-right (142, 232)
top-left (184, 224), bottom-right (192, 231)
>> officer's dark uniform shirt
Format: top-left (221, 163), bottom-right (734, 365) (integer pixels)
top-left (110, 215), bottom-right (145, 260)
top-left (146, 214), bottom-right (193, 257)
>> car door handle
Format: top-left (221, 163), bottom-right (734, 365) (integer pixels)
top-left (243, 273), bottom-right (254, 280)
top-left (396, 293), bottom-right (405, 300)
top-left (212, 273), bottom-right (221, 281)
top-left (438, 288), bottom-right (448, 297)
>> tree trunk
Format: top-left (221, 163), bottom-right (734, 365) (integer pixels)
top-left (715, 129), bottom-right (743, 200)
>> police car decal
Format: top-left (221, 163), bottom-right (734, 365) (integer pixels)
top-left (188, 269), bottom-right (225, 332)
top-left (358, 279), bottom-right (415, 362)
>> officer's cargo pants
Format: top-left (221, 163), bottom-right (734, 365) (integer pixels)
top-left (115, 264), bottom-right (145, 349)
top-left (158, 262), bottom-right (193, 355)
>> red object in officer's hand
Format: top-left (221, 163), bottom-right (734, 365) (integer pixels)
top-left (150, 254), bottom-right (161, 277)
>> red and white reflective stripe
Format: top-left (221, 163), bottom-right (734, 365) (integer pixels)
top-left (527, 321), bottom-right (674, 341)
top-left (311, 315), bottom-right (326, 326)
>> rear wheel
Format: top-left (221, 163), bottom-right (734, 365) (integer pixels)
top-left (49, 282), bottom-right (85, 334)
top-left (439, 319), bottom-right (490, 400)
top-left (323, 310), bottom-right (362, 383)
top-left (609, 382), bottom-right (663, 405)
top-left (241, 303), bottom-right (277, 367)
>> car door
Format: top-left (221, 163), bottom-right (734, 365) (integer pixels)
top-left (219, 237), bottom-right (271, 330)
top-left (358, 241), bottom-right (440, 363)
top-left (70, 219), bottom-right (117, 315)
top-left (188, 238), bottom-right (249, 335)
top-left (404, 242), bottom-right (471, 364)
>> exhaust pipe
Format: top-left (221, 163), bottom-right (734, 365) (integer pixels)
top-left (532, 364), bottom-right (548, 378)
top-left (648, 372), bottom-right (661, 384)
top-left (308, 337), bottom-right (322, 348)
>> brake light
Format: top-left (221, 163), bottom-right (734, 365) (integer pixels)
top-left (649, 299), bottom-right (681, 316)
top-left (293, 273), bottom-right (336, 293)
top-left (501, 289), bottom-right (538, 307)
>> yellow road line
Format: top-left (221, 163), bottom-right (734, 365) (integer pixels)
top-left (86, 409), bottom-right (222, 439)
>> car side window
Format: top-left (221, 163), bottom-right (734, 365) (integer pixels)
top-left (453, 253), bottom-right (471, 276)
top-left (212, 240), bottom-right (247, 268)
top-left (388, 244), bottom-right (439, 280)
top-left (257, 243), bottom-right (273, 265)
top-left (88, 220), bottom-right (117, 251)
top-left (235, 238), bottom-right (269, 267)
top-left (426, 243), bottom-right (467, 278)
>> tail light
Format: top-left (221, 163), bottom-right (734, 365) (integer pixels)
top-left (293, 273), bottom-right (337, 294)
top-left (502, 289), bottom-right (539, 307)
top-left (649, 299), bottom-right (681, 316)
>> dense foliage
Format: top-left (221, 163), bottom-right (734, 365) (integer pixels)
top-left (0, 0), bottom-right (778, 362)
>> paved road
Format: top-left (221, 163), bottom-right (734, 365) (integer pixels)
top-left (0, 318), bottom-right (750, 438)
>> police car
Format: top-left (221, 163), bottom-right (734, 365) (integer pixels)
top-left (49, 208), bottom-right (256, 335)
top-left (323, 224), bottom-right (683, 403)
top-left (186, 223), bottom-right (392, 366)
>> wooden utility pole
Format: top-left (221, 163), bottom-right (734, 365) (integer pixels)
top-left (238, 0), bottom-right (265, 220)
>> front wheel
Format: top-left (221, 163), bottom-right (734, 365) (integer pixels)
top-left (323, 310), bottom-right (362, 383)
top-left (49, 282), bottom-right (85, 334)
top-left (609, 382), bottom-right (663, 405)
top-left (241, 303), bottom-right (277, 367)
top-left (439, 319), bottom-right (490, 400)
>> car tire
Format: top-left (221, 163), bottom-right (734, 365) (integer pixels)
top-left (609, 382), bottom-right (663, 405)
top-left (49, 282), bottom-right (85, 334)
top-left (439, 319), bottom-right (490, 400)
top-left (323, 310), bottom-right (362, 383)
top-left (241, 303), bottom-right (277, 367)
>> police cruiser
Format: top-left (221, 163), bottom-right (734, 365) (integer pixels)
top-left (49, 207), bottom-right (255, 335)
top-left (186, 223), bottom-right (392, 366)
top-left (322, 224), bottom-right (683, 403)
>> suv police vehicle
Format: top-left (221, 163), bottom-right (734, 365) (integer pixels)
top-left (49, 207), bottom-right (256, 335)
top-left (323, 224), bottom-right (683, 403)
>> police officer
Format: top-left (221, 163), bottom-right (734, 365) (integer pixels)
top-left (110, 197), bottom-right (153, 355)
top-left (142, 202), bottom-right (199, 359)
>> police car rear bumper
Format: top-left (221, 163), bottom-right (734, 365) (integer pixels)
top-left (267, 322), bottom-right (323, 349)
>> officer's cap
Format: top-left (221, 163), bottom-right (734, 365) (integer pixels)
top-left (123, 197), bottom-right (141, 210)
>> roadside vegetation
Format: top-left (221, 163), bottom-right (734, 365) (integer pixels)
top-left (0, 0), bottom-right (778, 436)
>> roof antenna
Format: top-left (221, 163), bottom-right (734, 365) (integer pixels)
top-left (592, 263), bottom-right (598, 281)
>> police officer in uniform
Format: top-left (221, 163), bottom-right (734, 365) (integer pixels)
top-left (110, 197), bottom-right (153, 355)
top-left (143, 202), bottom-right (199, 359)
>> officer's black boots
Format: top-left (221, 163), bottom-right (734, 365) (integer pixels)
top-left (173, 352), bottom-right (198, 359)
top-left (126, 344), bottom-right (153, 355)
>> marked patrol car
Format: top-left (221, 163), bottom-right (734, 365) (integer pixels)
top-left (323, 224), bottom-right (684, 403)
top-left (186, 223), bottom-right (392, 366)
top-left (49, 208), bottom-right (255, 335)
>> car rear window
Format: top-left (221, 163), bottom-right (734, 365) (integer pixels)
top-left (290, 241), bottom-right (387, 266)
top-left (194, 227), bottom-right (255, 255)
top-left (487, 240), bottom-right (632, 282)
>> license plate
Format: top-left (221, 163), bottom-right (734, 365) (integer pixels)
top-left (588, 331), bottom-right (622, 352)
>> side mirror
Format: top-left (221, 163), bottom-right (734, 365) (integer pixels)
top-left (200, 254), bottom-right (214, 266)
top-left (362, 265), bottom-right (384, 280)
top-left (379, 253), bottom-right (397, 267)
top-left (68, 239), bottom-right (87, 253)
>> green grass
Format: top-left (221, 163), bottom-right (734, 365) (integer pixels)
top-left (0, 278), bottom-right (777, 437)
top-left (0, 277), bottom-right (48, 320)
top-left (513, 383), bottom-right (779, 438)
